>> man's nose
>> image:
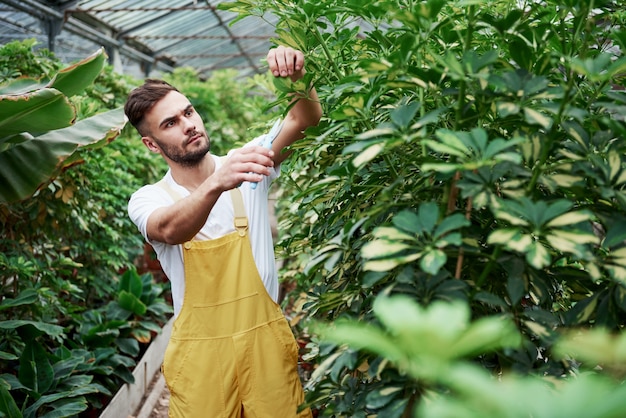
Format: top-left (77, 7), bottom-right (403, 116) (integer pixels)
top-left (182, 117), bottom-right (196, 132)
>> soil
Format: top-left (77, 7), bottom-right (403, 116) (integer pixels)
top-left (130, 371), bottom-right (170, 418)
top-left (148, 386), bottom-right (170, 418)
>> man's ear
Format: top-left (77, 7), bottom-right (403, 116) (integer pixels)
top-left (142, 136), bottom-right (160, 153)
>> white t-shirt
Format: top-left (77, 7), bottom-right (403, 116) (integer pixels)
top-left (128, 140), bottom-right (280, 318)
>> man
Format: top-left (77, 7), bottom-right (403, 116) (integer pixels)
top-left (125, 46), bottom-right (322, 417)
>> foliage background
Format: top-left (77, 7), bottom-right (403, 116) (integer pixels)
top-left (0, 41), bottom-right (278, 417)
top-left (223, 0), bottom-right (626, 416)
top-left (4, 0), bottom-right (626, 416)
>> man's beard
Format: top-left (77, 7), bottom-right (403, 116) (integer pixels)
top-left (156, 134), bottom-right (210, 167)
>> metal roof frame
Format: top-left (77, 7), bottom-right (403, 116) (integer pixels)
top-left (0, 0), bottom-right (277, 79)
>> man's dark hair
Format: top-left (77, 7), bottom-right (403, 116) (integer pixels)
top-left (124, 79), bottom-right (179, 136)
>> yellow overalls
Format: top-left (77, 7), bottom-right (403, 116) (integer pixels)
top-left (159, 184), bottom-right (311, 417)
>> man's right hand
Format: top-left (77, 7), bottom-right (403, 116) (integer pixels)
top-left (214, 146), bottom-right (275, 191)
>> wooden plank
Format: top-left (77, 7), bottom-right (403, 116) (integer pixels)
top-left (99, 317), bottom-right (173, 418)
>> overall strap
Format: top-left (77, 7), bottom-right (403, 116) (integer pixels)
top-left (220, 156), bottom-right (249, 236)
top-left (229, 187), bottom-right (248, 236)
top-left (155, 179), bottom-right (183, 202)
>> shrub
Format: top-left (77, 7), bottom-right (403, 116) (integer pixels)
top-left (0, 41), bottom-right (171, 417)
top-left (224, 0), bottom-right (626, 416)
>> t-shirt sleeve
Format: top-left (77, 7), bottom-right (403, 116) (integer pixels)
top-left (128, 184), bottom-right (174, 243)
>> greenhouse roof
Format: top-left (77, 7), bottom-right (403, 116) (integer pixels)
top-left (0, 0), bottom-right (278, 79)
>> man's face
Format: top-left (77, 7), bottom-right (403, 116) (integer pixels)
top-left (142, 90), bottom-right (210, 167)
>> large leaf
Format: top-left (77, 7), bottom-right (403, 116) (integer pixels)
top-left (37, 397), bottom-right (88, 418)
top-left (23, 384), bottom-right (102, 418)
top-left (0, 381), bottom-right (22, 418)
top-left (52, 357), bottom-right (83, 382)
top-left (47, 48), bottom-right (107, 97)
top-left (0, 288), bottom-right (38, 311)
top-left (118, 291), bottom-right (147, 316)
top-left (0, 320), bottom-right (64, 338)
top-left (0, 88), bottom-right (75, 139)
top-left (0, 107), bottom-right (126, 204)
top-left (0, 77), bottom-right (48, 95)
top-left (19, 340), bottom-right (54, 395)
top-left (118, 268), bottom-right (144, 299)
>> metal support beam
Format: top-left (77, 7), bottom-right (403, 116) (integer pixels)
top-left (205, 0), bottom-right (260, 74)
top-left (1, 0), bottom-right (174, 73)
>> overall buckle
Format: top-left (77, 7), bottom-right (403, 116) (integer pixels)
top-left (234, 217), bottom-right (248, 237)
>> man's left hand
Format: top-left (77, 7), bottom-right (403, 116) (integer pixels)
top-left (267, 46), bottom-right (306, 82)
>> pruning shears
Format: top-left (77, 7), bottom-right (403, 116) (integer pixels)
top-left (250, 118), bottom-right (284, 190)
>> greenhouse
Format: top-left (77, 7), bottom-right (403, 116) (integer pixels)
top-left (1, 0), bottom-right (626, 417)
top-left (0, 0), bottom-right (281, 78)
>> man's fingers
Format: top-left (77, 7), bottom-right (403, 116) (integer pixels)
top-left (232, 162), bottom-right (271, 175)
top-left (292, 50), bottom-right (304, 73)
top-left (267, 46), bottom-right (304, 77)
top-left (227, 147), bottom-right (274, 169)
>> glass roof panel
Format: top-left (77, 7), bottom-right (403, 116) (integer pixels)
top-left (0, 0), bottom-right (277, 79)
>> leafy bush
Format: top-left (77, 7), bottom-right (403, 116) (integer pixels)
top-left (224, 0), bottom-right (626, 416)
top-left (0, 41), bottom-right (172, 417)
top-left (0, 39), bottom-right (60, 83)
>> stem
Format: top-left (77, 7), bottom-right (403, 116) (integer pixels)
top-left (454, 5), bottom-right (475, 130)
top-left (446, 172), bottom-right (461, 214)
top-left (311, 24), bottom-right (343, 80)
top-left (476, 245), bottom-right (502, 287)
top-left (526, 2), bottom-right (594, 193)
top-left (383, 154), bottom-right (400, 179)
top-left (454, 196), bottom-right (473, 279)
top-left (447, 7), bottom-right (477, 280)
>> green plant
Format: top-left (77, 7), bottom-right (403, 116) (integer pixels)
top-left (0, 269), bottom-right (172, 417)
top-left (0, 294), bottom-right (109, 418)
top-left (0, 42), bottom-right (172, 417)
top-left (72, 268), bottom-right (172, 395)
top-left (317, 295), bottom-right (626, 418)
top-left (76, 268), bottom-right (172, 356)
top-left (224, 0), bottom-right (626, 415)
top-left (0, 45), bottom-right (126, 204)
top-left (0, 39), bottom-right (60, 84)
